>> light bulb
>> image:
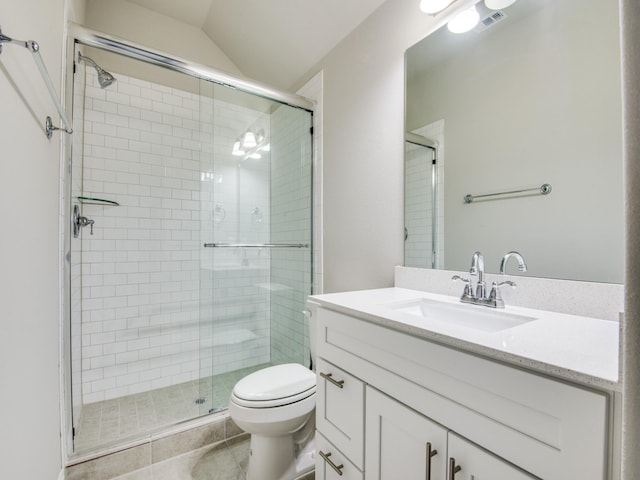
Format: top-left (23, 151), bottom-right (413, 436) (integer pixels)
top-left (447, 5), bottom-right (480, 33)
top-left (419, 0), bottom-right (454, 14)
top-left (484, 0), bottom-right (516, 10)
top-left (232, 140), bottom-right (245, 156)
top-left (242, 131), bottom-right (257, 148)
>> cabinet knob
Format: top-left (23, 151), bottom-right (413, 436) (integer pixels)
top-left (319, 450), bottom-right (344, 476)
top-left (448, 457), bottom-right (462, 480)
top-left (320, 371), bottom-right (345, 389)
top-left (426, 442), bottom-right (438, 480)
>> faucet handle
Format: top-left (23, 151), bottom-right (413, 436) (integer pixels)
top-left (487, 280), bottom-right (516, 308)
top-left (452, 274), bottom-right (471, 284)
top-left (452, 275), bottom-right (474, 301)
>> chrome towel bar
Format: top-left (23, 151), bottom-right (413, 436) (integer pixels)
top-left (203, 243), bottom-right (309, 248)
top-left (0, 25), bottom-right (73, 138)
top-left (464, 183), bottom-right (551, 204)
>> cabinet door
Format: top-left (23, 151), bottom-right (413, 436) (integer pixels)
top-left (316, 432), bottom-right (363, 480)
top-left (366, 387), bottom-right (448, 480)
top-left (316, 358), bottom-right (365, 467)
top-left (447, 432), bottom-right (536, 480)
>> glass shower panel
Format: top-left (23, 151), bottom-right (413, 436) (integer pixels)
top-left (269, 106), bottom-right (313, 367)
top-left (71, 47), bottom-right (213, 452)
top-left (198, 81), bottom-right (313, 412)
top-left (70, 43), bottom-right (313, 456)
top-left (405, 141), bottom-right (436, 269)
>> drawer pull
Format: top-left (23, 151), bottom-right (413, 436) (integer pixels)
top-left (426, 442), bottom-right (438, 480)
top-left (320, 372), bottom-right (345, 389)
top-left (319, 450), bottom-right (344, 476)
top-left (448, 457), bottom-right (462, 480)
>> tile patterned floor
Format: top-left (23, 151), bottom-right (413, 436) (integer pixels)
top-left (110, 435), bottom-right (315, 480)
top-left (75, 364), bottom-right (270, 452)
top-left (112, 435), bottom-right (250, 480)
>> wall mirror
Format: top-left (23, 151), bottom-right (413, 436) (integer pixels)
top-left (405, 0), bottom-right (623, 283)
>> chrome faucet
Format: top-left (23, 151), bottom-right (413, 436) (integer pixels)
top-left (452, 250), bottom-right (520, 308)
top-left (500, 251), bottom-right (528, 275)
top-left (469, 251), bottom-right (487, 300)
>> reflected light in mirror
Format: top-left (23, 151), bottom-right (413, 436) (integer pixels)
top-left (232, 138), bottom-right (245, 156)
top-left (419, 0), bottom-right (455, 14)
top-left (447, 5), bottom-right (480, 33)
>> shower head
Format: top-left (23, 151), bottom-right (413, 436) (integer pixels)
top-left (78, 53), bottom-right (116, 88)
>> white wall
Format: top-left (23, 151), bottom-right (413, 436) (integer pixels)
top-left (0, 0), bottom-right (66, 478)
top-left (295, 0), bottom-right (443, 292)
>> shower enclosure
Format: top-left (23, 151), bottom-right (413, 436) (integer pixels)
top-left (67, 34), bottom-right (313, 455)
top-left (404, 124), bottom-right (444, 270)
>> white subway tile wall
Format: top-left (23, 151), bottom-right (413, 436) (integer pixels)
top-left (73, 68), bottom-right (312, 405)
top-left (405, 143), bottom-right (434, 268)
top-left (270, 106), bottom-right (313, 366)
top-left (296, 71), bottom-right (324, 296)
top-left (405, 120), bottom-right (445, 268)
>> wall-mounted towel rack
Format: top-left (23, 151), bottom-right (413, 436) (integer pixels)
top-left (0, 25), bottom-right (72, 139)
top-left (464, 183), bottom-right (552, 204)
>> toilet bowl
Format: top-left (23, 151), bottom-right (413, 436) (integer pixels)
top-left (229, 363), bottom-right (317, 480)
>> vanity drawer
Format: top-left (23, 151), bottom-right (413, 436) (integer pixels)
top-left (316, 306), bottom-right (609, 480)
top-left (316, 432), bottom-right (363, 480)
top-left (316, 357), bottom-right (365, 468)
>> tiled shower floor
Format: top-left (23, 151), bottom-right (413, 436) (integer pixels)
top-left (75, 364), bottom-right (270, 452)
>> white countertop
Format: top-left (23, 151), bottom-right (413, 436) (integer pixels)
top-left (308, 287), bottom-right (620, 391)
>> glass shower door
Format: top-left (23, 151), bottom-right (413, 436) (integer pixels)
top-left (198, 80), bottom-right (313, 413)
top-left (68, 40), bottom-right (313, 457)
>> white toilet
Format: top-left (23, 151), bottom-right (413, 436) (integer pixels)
top-left (228, 314), bottom-right (317, 480)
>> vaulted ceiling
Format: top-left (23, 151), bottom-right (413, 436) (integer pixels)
top-left (125, 0), bottom-right (388, 89)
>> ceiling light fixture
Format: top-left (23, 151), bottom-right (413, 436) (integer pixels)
top-left (447, 5), bottom-right (480, 33)
top-left (242, 130), bottom-right (257, 149)
top-left (484, 0), bottom-right (516, 9)
top-left (419, 0), bottom-right (455, 14)
top-left (232, 138), bottom-right (245, 156)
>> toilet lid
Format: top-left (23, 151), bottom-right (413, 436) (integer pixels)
top-left (233, 363), bottom-right (316, 402)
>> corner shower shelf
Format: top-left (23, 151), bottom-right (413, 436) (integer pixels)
top-left (77, 196), bottom-right (120, 206)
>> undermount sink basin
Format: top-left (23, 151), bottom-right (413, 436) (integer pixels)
top-left (385, 298), bottom-right (537, 333)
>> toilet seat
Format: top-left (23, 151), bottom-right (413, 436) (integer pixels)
top-left (232, 363), bottom-right (316, 408)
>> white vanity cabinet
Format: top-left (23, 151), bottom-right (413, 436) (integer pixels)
top-left (365, 386), bottom-right (448, 479)
top-left (366, 386), bottom-right (535, 480)
top-left (447, 432), bottom-right (536, 480)
top-left (316, 431), bottom-right (363, 480)
top-left (316, 358), bottom-right (365, 468)
top-left (310, 302), bottom-right (611, 480)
